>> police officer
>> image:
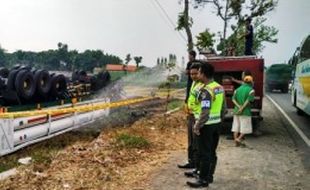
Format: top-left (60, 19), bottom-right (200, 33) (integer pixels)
top-left (186, 62), bottom-right (225, 188)
top-left (178, 50), bottom-right (198, 169)
top-left (178, 62), bottom-right (203, 169)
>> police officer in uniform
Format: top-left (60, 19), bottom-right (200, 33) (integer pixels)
top-left (186, 62), bottom-right (225, 188)
top-left (179, 62), bottom-right (204, 171)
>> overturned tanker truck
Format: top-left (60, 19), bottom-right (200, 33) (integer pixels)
top-left (0, 65), bottom-right (111, 107)
top-left (0, 65), bottom-right (151, 156)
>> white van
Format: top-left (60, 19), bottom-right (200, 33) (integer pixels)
top-left (290, 34), bottom-right (310, 116)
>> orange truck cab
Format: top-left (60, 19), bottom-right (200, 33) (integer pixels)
top-left (203, 56), bottom-right (264, 127)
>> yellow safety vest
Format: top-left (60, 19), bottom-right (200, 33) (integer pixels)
top-left (187, 81), bottom-right (203, 115)
top-left (194, 81), bottom-right (224, 125)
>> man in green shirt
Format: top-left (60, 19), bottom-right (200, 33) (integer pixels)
top-left (232, 75), bottom-right (255, 146)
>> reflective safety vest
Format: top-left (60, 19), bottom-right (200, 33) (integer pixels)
top-left (194, 81), bottom-right (224, 125)
top-left (187, 81), bottom-right (203, 115)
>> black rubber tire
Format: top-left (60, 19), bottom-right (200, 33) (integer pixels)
top-left (14, 70), bottom-right (36, 100)
top-left (34, 70), bottom-right (51, 97)
top-left (297, 108), bottom-right (304, 116)
top-left (96, 71), bottom-right (111, 89)
top-left (78, 70), bottom-right (89, 83)
top-left (7, 69), bottom-right (20, 90)
top-left (0, 67), bottom-right (9, 78)
top-left (72, 71), bottom-right (79, 82)
top-left (50, 74), bottom-right (67, 98)
top-left (282, 86), bottom-right (288, 93)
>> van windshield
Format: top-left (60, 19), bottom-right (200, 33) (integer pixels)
top-left (300, 35), bottom-right (310, 61)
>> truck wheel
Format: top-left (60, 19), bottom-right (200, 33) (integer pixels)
top-left (0, 67), bottom-right (9, 78)
top-left (34, 70), bottom-right (51, 97)
top-left (72, 70), bottom-right (79, 82)
top-left (50, 74), bottom-right (67, 98)
top-left (282, 86), bottom-right (288, 93)
top-left (7, 69), bottom-right (20, 90)
top-left (15, 70), bottom-right (36, 100)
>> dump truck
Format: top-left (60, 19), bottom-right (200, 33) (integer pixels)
top-left (265, 64), bottom-right (292, 93)
top-left (202, 55), bottom-right (264, 128)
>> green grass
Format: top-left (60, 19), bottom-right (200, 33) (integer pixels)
top-left (167, 99), bottom-right (184, 111)
top-left (109, 71), bottom-right (129, 81)
top-left (116, 133), bottom-right (150, 149)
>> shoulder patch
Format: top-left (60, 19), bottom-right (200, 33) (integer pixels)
top-left (213, 87), bottom-right (224, 95)
top-left (201, 100), bottom-right (211, 109)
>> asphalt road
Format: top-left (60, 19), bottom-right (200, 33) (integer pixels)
top-left (266, 92), bottom-right (310, 170)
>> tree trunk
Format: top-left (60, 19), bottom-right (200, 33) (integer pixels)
top-left (184, 0), bottom-right (194, 51)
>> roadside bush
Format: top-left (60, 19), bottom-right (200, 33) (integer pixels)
top-left (116, 133), bottom-right (150, 149)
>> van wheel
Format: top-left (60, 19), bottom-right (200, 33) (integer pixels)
top-left (282, 86), bottom-right (288, 93)
top-left (297, 108), bottom-right (304, 116)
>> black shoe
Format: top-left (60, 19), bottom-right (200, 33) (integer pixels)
top-left (184, 170), bottom-right (198, 178)
top-left (186, 179), bottom-right (208, 188)
top-left (177, 163), bottom-right (195, 169)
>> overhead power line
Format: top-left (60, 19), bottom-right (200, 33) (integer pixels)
top-left (149, 0), bottom-right (188, 44)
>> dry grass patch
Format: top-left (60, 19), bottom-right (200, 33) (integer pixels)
top-left (0, 111), bottom-right (187, 190)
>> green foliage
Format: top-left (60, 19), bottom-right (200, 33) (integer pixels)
top-left (176, 12), bottom-right (193, 30)
top-left (217, 17), bottom-right (278, 55)
top-left (125, 54), bottom-right (132, 65)
top-left (116, 133), bottom-right (150, 149)
top-left (194, 0), bottom-right (278, 55)
top-left (1, 43), bottom-right (122, 71)
top-left (196, 29), bottom-right (216, 51)
top-left (133, 56), bottom-right (143, 68)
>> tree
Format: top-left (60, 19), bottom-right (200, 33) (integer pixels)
top-left (217, 17), bottom-right (278, 55)
top-left (125, 54), bottom-right (131, 65)
top-left (194, 0), bottom-right (278, 55)
top-left (195, 0), bottom-right (236, 44)
top-left (194, 0), bottom-right (278, 40)
top-left (177, 0), bottom-right (194, 51)
top-left (133, 56), bottom-right (143, 68)
top-left (196, 28), bottom-right (216, 51)
top-left (0, 46), bottom-right (6, 66)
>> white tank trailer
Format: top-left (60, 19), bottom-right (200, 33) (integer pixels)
top-left (0, 97), bottom-right (110, 156)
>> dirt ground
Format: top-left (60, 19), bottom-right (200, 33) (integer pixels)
top-left (0, 98), bottom-right (309, 190)
top-left (149, 98), bottom-right (310, 190)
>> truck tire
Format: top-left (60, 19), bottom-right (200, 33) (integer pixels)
top-left (50, 74), bottom-right (67, 98)
top-left (72, 70), bottom-right (79, 82)
top-left (0, 67), bottom-right (9, 78)
top-left (34, 70), bottom-right (51, 97)
top-left (14, 70), bottom-right (36, 100)
top-left (282, 86), bottom-right (288, 93)
top-left (7, 69), bottom-right (20, 90)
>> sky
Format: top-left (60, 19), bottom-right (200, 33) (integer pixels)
top-left (0, 0), bottom-right (309, 67)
